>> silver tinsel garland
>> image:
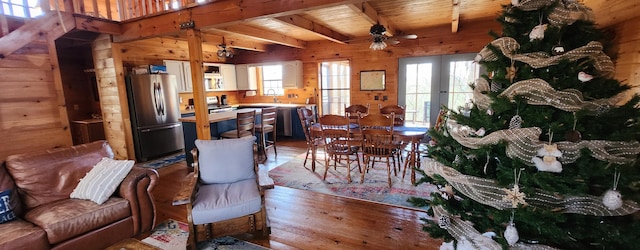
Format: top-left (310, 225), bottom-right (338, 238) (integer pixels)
top-left (425, 160), bottom-right (640, 216)
top-left (476, 37), bottom-right (614, 75)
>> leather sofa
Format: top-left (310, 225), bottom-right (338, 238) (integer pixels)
top-left (0, 140), bottom-right (159, 250)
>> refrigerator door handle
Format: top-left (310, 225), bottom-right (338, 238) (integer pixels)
top-left (140, 123), bottom-right (182, 133)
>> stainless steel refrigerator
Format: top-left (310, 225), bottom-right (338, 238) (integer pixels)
top-left (126, 74), bottom-right (184, 162)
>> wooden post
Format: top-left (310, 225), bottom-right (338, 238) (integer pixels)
top-left (47, 34), bottom-right (73, 147)
top-left (186, 28), bottom-right (211, 140)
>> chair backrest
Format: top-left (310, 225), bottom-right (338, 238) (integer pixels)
top-left (297, 107), bottom-right (315, 143)
top-left (359, 113), bottom-right (395, 156)
top-left (379, 104), bottom-right (405, 126)
top-left (236, 110), bottom-right (256, 137)
top-left (260, 107), bottom-right (277, 128)
top-left (193, 136), bottom-right (258, 184)
top-left (318, 114), bottom-right (353, 155)
top-left (345, 104), bottom-right (369, 119)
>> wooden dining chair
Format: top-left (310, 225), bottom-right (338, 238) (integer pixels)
top-left (318, 114), bottom-right (361, 183)
top-left (255, 107), bottom-right (277, 158)
top-left (297, 107), bottom-right (323, 171)
top-left (220, 110), bottom-right (256, 139)
top-left (379, 104), bottom-right (406, 126)
top-left (345, 104), bottom-right (369, 122)
top-left (359, 113), bottom-right (396, 187)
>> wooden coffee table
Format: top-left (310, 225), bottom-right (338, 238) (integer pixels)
top-left (105, 238), bottom-right (160, 250)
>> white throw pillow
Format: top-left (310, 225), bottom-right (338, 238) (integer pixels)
top-left (70, 157), bottom-right (134, 205)
top-left (195, 136), bottom-right (256, 184)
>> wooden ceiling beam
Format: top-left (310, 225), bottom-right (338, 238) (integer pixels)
top-left (74, 16), bottom-right (121, 35)
top-left (114, 0), bottom-right (365, 43)
top-left (0, 12), bottom-right (75, 59)
top-left (274, 14), bottom-right (348, 44)
top-left (452, 0), bottom-right (460, 33)
top-left (171, 33), bottom-right (269, 52)
top-left (347, 2), bottom-right (396, 36)
top-left (208, 25), bottom-right (307, 49)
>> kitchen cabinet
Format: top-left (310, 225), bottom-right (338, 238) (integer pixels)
top-left (283, 60), bottom-right (303, 89)
top-left (203, 63), bottom-right (238, 91)
top-left (235, 64), bottom-right (258, 90)
top-left (164, 60), bottom-right (193, 93)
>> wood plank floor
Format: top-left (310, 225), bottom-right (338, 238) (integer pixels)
top-left (150, 138), bottom-right (442, 249)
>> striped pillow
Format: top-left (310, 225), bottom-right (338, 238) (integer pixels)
top-left (70, 157), bottom-right (134, 205)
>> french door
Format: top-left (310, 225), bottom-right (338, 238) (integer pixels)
top-left (319, 60), bottom-right (351, 115)
top-left (398, 54), bottom-right (481, 127)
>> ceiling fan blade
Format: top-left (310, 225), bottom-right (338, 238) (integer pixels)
top-left (395, 34), bottom-right (417, 39)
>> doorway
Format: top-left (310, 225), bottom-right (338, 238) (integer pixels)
top-left (398, 53), bottom-right (481, 127)
top-left (319, 60), bottom-right (351, 115)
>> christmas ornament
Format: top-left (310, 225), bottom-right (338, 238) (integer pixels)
top-left (602, 171), bottom-right (623, 210)
top-left (457, 237), bottom-right (475, 250)
top-left (509, 115), bottom-right (523, 129)
top-left (439, 185), bottom-right (455, 200)
top-left (438, 215), bottom-right (451, 229)
top-left (552, 44), bottom-right (566, 55)
top-left (532, 143), bottom-right (563, 173)
top-left (578, 71), bottom-right (593, 82)
top-left (486, 108), bottom-right (494, 116)
top-left (439, 241), bottom-right (454, 250)
top-left (565, 113), bottom-right (582, 142)
top-left (504, 222), bottom-right (519, 246)
top-left (475, 127), bottom-right (486, 137)
top-left (487, 71), bottom-right (495, 79)
top-left (490, 81), bottom-right (501, 92)
top-left (502, 168), bottom-right (527, 208)
top-left (529, 23), bottom-right (547, 41)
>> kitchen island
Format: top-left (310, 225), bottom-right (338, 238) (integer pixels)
top-left (180, 108), bottom-right (261, 165)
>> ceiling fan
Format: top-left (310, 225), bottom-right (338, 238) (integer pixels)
top-left (217, 37), bottom-right (234, 58)
top-left (364, 23), bottom-right (417, 50)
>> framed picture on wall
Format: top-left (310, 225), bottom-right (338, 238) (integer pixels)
top-left (360, 70), bottom-right (385, 91)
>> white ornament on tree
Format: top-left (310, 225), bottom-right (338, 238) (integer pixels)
top-left (532, 144), bottom-right (563, 173)
top-left (529, 24), bottom-right (547, 41)
top-left (504, 222), bottom-right (520, 246)
top-left (602, 171), bottom-right (623, 210)
top-left (578, 71), bottom-right (594, 82)
top-left (509, 115), bottom-right (523, 129)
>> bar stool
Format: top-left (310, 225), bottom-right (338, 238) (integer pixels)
top-left (255, 107), bottom-right (277, 159)
top-left (220, 110), bottom-right (256, 139)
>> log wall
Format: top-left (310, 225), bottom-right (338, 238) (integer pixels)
top-left (609, 15), bottom-right (640, 102)
top-left (0, 37), bottom-right (72, 162)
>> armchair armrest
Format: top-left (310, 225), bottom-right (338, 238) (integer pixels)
top-left (118, 166), bottom-right (159, 235)
top-left (258, 164), bottom-right (274, 190)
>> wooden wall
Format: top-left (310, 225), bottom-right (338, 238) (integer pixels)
top-left (609, 15), bottom-right (640, 101)
top-left (0, 37), bottom-right (72, 162)
top-left (91, 34), bottom-right (131, 159)
top-left (233, 18), bottom-right (503, 113)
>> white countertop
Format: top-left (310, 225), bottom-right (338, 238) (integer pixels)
top-left (179, 108), bottom-right (261, 123)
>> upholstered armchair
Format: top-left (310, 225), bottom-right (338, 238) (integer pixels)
top-left (173, 136), bottom-right (271, 250)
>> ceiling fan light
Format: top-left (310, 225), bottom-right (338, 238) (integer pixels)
top-left (370, 40), bottom-right (387, 50)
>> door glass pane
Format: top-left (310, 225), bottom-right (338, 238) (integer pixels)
top-left (404, 63), bottom-right (432, 127)
top-left (320, 60), bottom-right (350, 115)
top-left (447, 60), bottom-right (479, 111)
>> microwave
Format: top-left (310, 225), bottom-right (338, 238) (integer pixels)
top-left (204, 74), bottom-right (223, 91)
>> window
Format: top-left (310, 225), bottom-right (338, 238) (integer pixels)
top-left (399, 54), bottom-right (481, 127)
top-left (319, 60), bottom-right (350, 115)
top-left (1, 0), bottom-right (43, 18)
top-left (261, 65), bottom-right (284, 96)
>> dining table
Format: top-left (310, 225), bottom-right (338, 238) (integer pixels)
top-left (310, 123), bottom-right (428, 184)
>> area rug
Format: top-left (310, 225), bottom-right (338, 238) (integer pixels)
top-left (268, 153), bottom-right (436, 210)
top-left (137, 152), bottom-right (186, 169)
top-left (142, 219), bottom-right (268, 249)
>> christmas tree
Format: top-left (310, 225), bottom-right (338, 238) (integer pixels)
top-left (412, 0), bottom-right (640, 249)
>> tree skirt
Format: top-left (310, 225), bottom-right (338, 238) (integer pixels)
top-left (143, 219), bottom-right (267, 250)
top-left (268, 153), bottom-right (436, 210)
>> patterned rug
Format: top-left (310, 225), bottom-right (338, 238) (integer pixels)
top-left (143, 219), bottom-right (268, 249)
top-left (268, 153), bottom-right (436, 210)
top-left (137, 152), bottom-right (186, 169)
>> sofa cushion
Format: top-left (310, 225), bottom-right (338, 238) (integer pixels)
top-left (5, 140), bottom-right (114, 210)
top-left (0, 165), bottom-right (23, 219)
top-left (0, 189), bottom-right (17, 224)
top-left (0, 218), bottom-right (49, 250)
top-left (71, 157), bottom-right (134, 205)
top-left (25, 197), bottom-right (130, 244)
top-left (195, 136), bottom-right (256, 184)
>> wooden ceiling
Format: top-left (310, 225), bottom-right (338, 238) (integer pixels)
top-left (114, 0), bottom-right (640, 52)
